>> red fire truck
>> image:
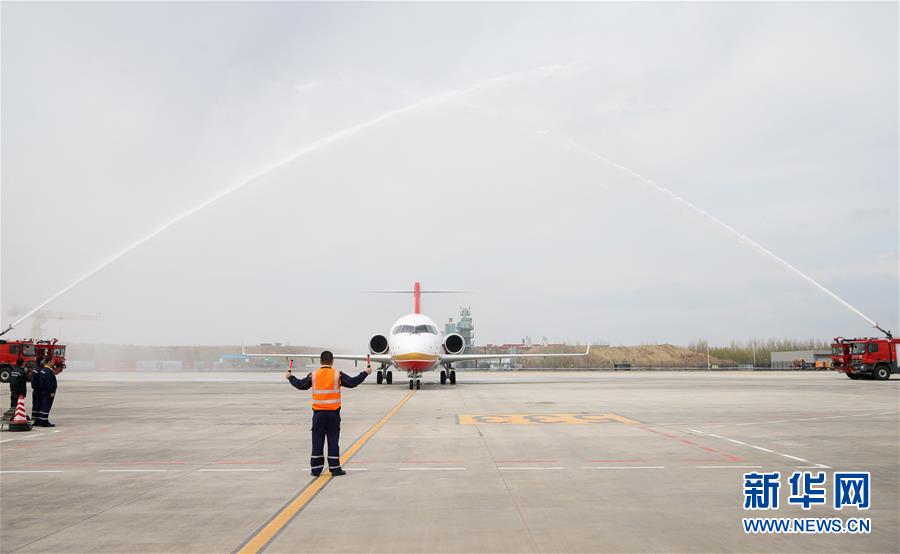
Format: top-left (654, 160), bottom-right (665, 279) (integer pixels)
top-left (832, 335), bottom-right (898, 380)
top-left (0, 340), bottom-right (36, 383)
top-left (34, 339), bottom-right (67, 372)
top-left (831, 338), bottom-right (851, 374)
top-left (0, 339), bottom-right (66, 383)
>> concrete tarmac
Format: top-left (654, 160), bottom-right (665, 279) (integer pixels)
top-left (1, 371), bottom-right (897, 553)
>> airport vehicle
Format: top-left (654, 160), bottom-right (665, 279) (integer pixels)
top-left (831, 339), bottom-right (852, 374)
top-left (243, 282), bottom-right (590, 389)
top-left (0, 340), bottom-right (36, 383)
top-left (0, 339), bottom-right (67, 383)
top-left (34, 339), bottom-right (67, 373)
top-left (832, 335), bottom-right (898, 380)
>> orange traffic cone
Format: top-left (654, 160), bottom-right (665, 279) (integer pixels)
top-left (7, 395), bottom-right (32, 432)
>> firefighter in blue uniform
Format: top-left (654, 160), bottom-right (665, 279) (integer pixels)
top-left (31, 358), bottom-right (58, 427)
top-left (287, 351), bottom-right (370, 476)
top-left (5, 358), bottom-right (28, 419)
top-left (39, 358), bottom-right (58, 427)
top-left (31, 355), bottom-right (44, 422)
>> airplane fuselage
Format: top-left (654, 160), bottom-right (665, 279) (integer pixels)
top-left (386, 313), bottom-right (443, 373)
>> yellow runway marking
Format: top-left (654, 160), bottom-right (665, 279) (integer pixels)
top-left (237, 390), bottom-right (416, 554)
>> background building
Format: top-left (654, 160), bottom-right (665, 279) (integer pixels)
top-left (446, 307), bottom-right (476, 368)
top-left (770, 349), bottom-right (832, 368)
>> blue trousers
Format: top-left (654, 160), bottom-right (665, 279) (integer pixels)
top-left (31, 390), bottom-right (53, 423)
top-left (310, 409), bottom-right (341, 475)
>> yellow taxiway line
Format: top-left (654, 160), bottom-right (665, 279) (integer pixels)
top-left (237, 389), bottom-right (417, 554)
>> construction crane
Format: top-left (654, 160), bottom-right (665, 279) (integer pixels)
top-left (4, 307), bottom-right (100, 338)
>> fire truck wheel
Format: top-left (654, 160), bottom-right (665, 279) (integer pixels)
top-left (0, 366), bottom-right (10, 384)
top-left (874, 364), bottom-right (891, 381)
top-left (846, 372), bottom-right (860, 380)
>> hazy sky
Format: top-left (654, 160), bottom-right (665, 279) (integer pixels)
top-left (2, 2), bottom-right (897, 348)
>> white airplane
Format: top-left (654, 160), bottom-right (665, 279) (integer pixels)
top-left (244, 282), bottom-right (590, 389)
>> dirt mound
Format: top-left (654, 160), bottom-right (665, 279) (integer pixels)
top-left (520, 344), bottom-right (728, 368)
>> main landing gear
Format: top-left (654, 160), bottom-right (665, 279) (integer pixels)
top-left (376, 364), bottom-right (392, 385)
top-left (439, 366), bottom-right (456, 385)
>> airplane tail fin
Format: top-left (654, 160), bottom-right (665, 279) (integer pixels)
top-left (367, 282), bottom-right (469, 314)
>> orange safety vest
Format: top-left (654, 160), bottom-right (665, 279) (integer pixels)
top-left (311, 366), bottom-right (341, 410)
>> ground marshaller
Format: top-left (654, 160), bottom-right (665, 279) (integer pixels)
top-left (287, 351), bottom-right (371, 476)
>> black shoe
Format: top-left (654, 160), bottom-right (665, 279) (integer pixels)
top-left (43, 422), bottom-right (56, 427)
top-left (311, 471), bottom-right (322, 477)
top-left (330, 468), bottom-right (346, 476)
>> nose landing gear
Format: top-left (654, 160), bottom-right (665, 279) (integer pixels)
top-left (376, 365), bottom-right (392, 385)
top-left (407, 372), bottom-right (421, 390)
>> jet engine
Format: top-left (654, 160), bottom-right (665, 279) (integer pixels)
top-left (443, 333), bottom-right (465, 355)
top-left (369, 334), bottom-right (389, 355)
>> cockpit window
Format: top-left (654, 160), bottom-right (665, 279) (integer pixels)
top-left (392, 324), bottom-right (437, 335)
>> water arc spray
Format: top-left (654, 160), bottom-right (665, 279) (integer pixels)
top-left (559, 134), bottom-right (889, 336)
top-left (0, 63), bottom-right (576, 338)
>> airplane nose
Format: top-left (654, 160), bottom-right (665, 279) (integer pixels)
top-left (409, 334), bottom-right (436, 352)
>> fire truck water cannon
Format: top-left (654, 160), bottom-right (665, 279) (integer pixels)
top-left (873, 323), bottom-right (893, 340)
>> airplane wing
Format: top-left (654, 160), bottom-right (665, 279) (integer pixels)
top-left (240, 347), bottom-right (391, 365)
top-left (442, 344), bottom-right (591, 363)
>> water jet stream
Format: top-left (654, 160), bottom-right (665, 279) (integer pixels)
top-left (559, 134), bottom-right (886, 334)
top-left (1, 63), bottom-right (575, 337)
